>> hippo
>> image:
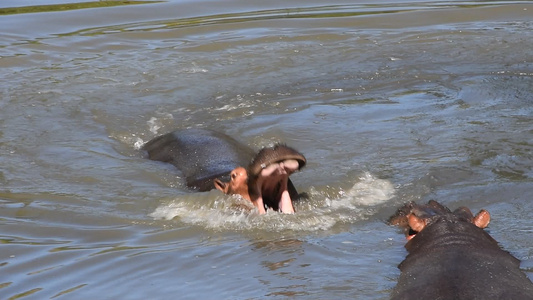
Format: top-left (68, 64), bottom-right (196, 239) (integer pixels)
top-left (389, 200), bottom-right (533, 300)
top-left (142, 128), bottom-right (306, 214)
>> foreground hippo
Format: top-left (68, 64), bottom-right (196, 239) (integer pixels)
top-left (142, 128), bottom-right (306, 214)
top-left (389, 200), bottom-right (533, 300)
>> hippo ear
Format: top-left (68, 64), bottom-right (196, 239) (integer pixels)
top-left (473, 209), bottom-right (490, 229)
top-left (408, 213), bottom-right (427, 233)
top-left (214, 179), bottom-right (229, 194)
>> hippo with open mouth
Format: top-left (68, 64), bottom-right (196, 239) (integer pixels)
top-left (389, 200), bottom-right (533, 300)
top-left (142, 128), bottom-right (306, 214)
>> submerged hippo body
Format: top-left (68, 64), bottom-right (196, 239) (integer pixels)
top-left (389, 200), bottom-right (533, 300)
top-left (143, 128), bottom-right (306, 213)
top-left (142, 128), bottom-right (254, 191)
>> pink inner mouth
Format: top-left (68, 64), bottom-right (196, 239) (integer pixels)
top-left (257, 159), bottom-right (300, 214)
top-left (260, 159), bottom-right (299, 177)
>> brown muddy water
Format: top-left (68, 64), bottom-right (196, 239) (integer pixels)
top-left (1, 0), bottom-right (532, 299)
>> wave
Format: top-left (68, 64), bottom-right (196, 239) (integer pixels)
top-left (149, 172), bottom-right (395, 232)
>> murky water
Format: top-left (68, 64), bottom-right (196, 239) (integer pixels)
top-left (1, 0), bottom-right (532, 299)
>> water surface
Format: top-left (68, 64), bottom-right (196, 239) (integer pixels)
top-left (1, 0), bottom-right (532, 299)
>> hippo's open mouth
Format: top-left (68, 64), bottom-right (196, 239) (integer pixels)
top-left (247, 145), bottom-right (306, 214)
top-left (260, 159), bottom-right (300, 177)
top-left (255, 159), bottom-right (301, 214)
top-left (214, 144), bottom-right (306, 214)
top-left (406, 228), bottom-right (419, 241)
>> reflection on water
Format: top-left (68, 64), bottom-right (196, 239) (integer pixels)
top-left (0, 1), bottom-right (159, 15)
top-left (0, 0), bottom-right (532, 298)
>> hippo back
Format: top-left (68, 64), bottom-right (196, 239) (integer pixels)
top-left (392, 212), bottom-right (533, 300)
top-left (143, 129), bottom-right (254, 191)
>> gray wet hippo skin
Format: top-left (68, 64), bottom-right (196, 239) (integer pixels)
top-left (389, 200), bottom-right (533, 300)
top-left (142, 128), bottom-right (306, 214)
top-left (143, 128), bottom-right (254, 191)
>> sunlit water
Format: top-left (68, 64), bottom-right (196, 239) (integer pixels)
top-left (1, 0), bottom-right (532, 299)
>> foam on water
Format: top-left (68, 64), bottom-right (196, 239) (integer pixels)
top-left (147, 117), bottom-right (162, 134)
top-left (149, 172), bottom-right (395, 231)
top-left (133, 137), bottom-right (145, 150)
top-left (342, 172), bottom-right (396, 206)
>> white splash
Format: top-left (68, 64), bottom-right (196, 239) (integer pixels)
top-left (182, 62), bottom-right (208, 73)
top-left (149, 172), bottom-right (395, 232)
top-left (344, 172), bottom-right (395, 206)
top-left (133, 137), bottom-right (145, 150)
top-left (146, 112), bottom-right (174, 135)
top-left (182, 67), bottom-right (208, 73)
top-left (147, 117), bottom-right (161, 134)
